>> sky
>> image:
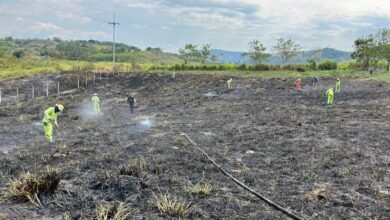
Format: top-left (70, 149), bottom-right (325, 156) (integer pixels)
top-left (0, 0), bottom-right (389, 52)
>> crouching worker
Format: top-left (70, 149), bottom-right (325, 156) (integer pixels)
top-left (42, 104), bottom-right (64, 143)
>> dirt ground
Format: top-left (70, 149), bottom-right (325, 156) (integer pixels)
top-left (0, 72), bottom-right (389, 219)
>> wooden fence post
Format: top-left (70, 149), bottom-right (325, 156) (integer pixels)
top-left (16, 87), bottom-right (19, 101)
top-left (77, 76), bottom-right (80, 88)
top-left (57, 82), bottom-right (60, 94)
top-left (32, 86), bottom-right (35, 99)
top-left (46, 85), bottom-right (49, 97)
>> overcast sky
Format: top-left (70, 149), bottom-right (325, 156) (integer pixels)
top-left (0, 0), bottom-right (389, 52)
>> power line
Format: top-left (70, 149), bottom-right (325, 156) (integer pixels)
top-left (108, 14), bottom-right (120, 74)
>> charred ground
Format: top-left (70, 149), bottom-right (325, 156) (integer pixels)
top-left (0, 73), bottom-right (389, 219)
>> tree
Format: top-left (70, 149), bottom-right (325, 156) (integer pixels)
top-left (351, 36), bottom-right (378, 69)
top-left (200, 44), bottom-right (213, 64)
top-left (179, 43), bottom-right (201, 64)
top-left (56, 41), bottom-right (94, 60)
top-left (210, 54), bottom-right (218, 64)
top-left (306, 48), bottom-right (323, 70)
top-left (241, 40), bottom-right (271, 64)
top-left (272, 38), bottom-right (301, 64)
top-left (375, 28), bottom-right (390, 71)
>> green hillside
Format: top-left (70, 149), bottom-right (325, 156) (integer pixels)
top-left (0, 37), bottom-right (182, 65)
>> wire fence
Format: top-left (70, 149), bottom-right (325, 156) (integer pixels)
top-left (0, 72), bottom-right (115, 104)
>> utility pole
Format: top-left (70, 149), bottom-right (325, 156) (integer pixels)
top-left (108, 14), bottom-right (120, 74)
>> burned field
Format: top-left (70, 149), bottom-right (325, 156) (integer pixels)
top-left (0, 73), bottom-right (389, 219)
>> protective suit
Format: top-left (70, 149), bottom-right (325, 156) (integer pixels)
top-left (42, 104), bottom-right (64, 143)
top-left (227, 78), bottom-right (233, 89)
top-left (91, 94), bottom-right (100, 112)
top-left (326, 88), bottom-right (334, 105)
top-left (335, 79), bottom-right (341, 93)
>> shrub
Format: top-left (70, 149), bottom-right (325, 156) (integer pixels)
top-left (237, 64), bottom-right (247, 70)
top-left (251, 64), bottom-right (270, 71)
top-left (12, 50), bottom-right (24, 58)
top-left (318, 60), bottom-right (337, 70)
top-left (307, 59), bottom-right (317, 70)
top-left (296, 67), bottom-right (306, 72)
top-left (208, 65), bottom-right (217, 70)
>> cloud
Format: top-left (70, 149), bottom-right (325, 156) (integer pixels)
top-left (56, 11), bottom-right (92, 23)
top-left (31, 22), bottom-right (61, 31)
top-left (131, 24), bottom-right (147, 29)
top-left (126, 0), bottom-right (162, 9)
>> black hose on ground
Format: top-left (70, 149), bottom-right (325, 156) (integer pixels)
top-left (180, 132), bottom-right (304, 220)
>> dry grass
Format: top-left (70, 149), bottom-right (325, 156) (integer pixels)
top-left (95, 202), bottom-right (135, 220)
top-left (62, 212), bottom-right (71, 220)
top-left (1, 169), bottom-right (60, 207)
top-left (304, 186), bottom-right (330, 202)
top-left (154, 193), bottom-right (194, 218)
top-left (119, 156), bottom-right (146, 178)
top-left (186, 181), bottom-right (213, 197)
top-left (2, 172), bottom-right (42, 206)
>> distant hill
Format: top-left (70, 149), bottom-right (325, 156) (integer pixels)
top-left (212, 48), bottom-right (352, 64)
top-left (0, 38), bottom-right (182, 65)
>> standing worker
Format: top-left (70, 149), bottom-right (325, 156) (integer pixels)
top-left (227, 78), bottom-right (233, 89)
top-left (295, 78), bottom-right (301, 92)
top-left (127, 95), bottom-right (136, 114)
top-left (335, 78), bottom-right (341, 93)
top-left (91, 93), bottom-right (100, 113)
top-left (326, 88), bottom-right (334, 105)
top-left (312, 77), bottom-right (319, 86)
top-left (42, 104), bottom-right (64, 143)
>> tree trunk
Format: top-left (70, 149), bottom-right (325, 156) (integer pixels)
top-left (387, 60), bottom-right (390, 71)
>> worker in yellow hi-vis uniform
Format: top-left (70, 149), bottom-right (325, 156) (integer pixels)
top-left (91, 93), bottom-right (100, 113)
top-left (42, 104), bottom-right (64, 143)
top-left (335, 78), bottom-right (341, 93)
top-left (326, 88), bottom-right (334, 105)
top-left (227, 78), bottom-right (233, 89)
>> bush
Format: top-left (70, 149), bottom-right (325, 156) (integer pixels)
top-left (237, 64), bottom-right (247, 70)
top-left (307, 59), bottom-right (317, 70)
top-left (218, 65), bottom-right (227, 71)
top-left (13, 50), bottom-right (24, 58)
top-left (252, 64), bottom-right (270, 71)
top-left (296, 67), bottom-right (306, 72)
top-left (318, 60), bottom-right (337, 70)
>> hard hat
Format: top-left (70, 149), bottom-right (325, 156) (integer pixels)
top-left (56, 104), bottom-right (65, 111)
top-left (336, 78), bottom-right (340, 81)
top-left (94, 93), bottom-right (97, 96)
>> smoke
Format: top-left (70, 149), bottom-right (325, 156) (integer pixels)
top-left (139, 119), bottom-right (153, 127)
top-left (78, 98), bottom-right (104, 122)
